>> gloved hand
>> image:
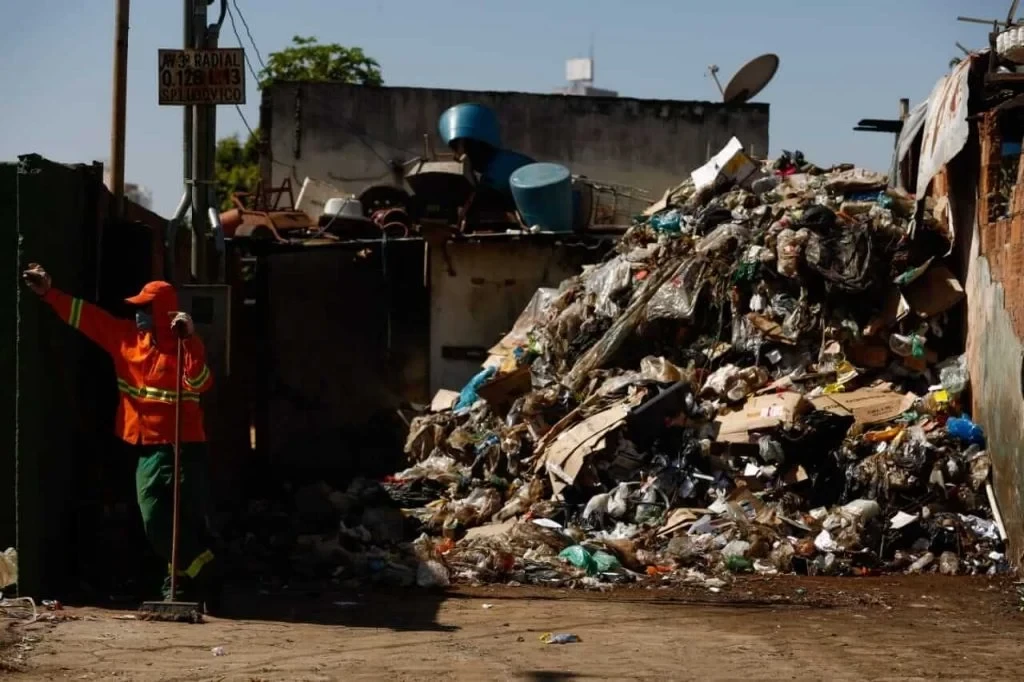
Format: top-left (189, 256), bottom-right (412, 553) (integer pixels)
top-left (22, 263), bottom-right (51, 295)
top-left (170, 312), bottom-right (194, 338)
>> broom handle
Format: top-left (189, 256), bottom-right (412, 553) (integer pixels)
top-left (169, 334), bottom-right (184, 601)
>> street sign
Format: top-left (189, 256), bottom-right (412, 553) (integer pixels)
top-left (158, 48), bottom-right (246, 106)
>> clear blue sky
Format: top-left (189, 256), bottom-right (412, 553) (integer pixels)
top-left (0, 0), bottom-right (1008, 215)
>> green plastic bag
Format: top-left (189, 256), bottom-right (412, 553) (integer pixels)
top-left (559, 545), bottom-right (596, 574)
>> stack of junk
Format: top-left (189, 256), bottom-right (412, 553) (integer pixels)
top-left (233, 139), bottom-right (1007, 592)
top-left (222, 102), bottom-right (649, 243)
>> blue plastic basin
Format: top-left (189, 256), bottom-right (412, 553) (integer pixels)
top-left (481, 150), bottom-right (535, 194)
top-left (510, 163), bottom-right (574, 232)
top-left (438, 103), bottom-right (501, 150)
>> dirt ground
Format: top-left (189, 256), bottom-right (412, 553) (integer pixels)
top-left (4, 576), bottom-right (1024, 681)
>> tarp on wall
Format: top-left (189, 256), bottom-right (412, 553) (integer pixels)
top-left (916, 58), bottom-right (974, 209)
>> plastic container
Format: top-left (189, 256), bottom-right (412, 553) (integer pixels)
top-left (480, 149), bottom-right (535, 194)
top-left (510, 162), bottom-right (574, 232)
top-left (437, 103), bottom-right (501, 150)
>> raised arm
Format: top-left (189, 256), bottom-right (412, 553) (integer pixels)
top-left (24, 263), bottom-right (131, 354)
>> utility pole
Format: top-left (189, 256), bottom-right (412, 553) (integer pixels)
top-left (189, 0), bottom-right (209, 282)
top-left (189, 0), bottom-right (226, 283)
top-left (110, 0), bottom-right (130, 219)
top-left (183, 0), bottom-right (193, 202)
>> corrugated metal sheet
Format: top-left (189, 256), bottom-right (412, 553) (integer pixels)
top-left (0, 163), bottom-right (18, 564)
top-left (2, 155), bottom-right (108, 596)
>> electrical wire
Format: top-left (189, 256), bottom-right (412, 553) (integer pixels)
top-left (234, 105), bottom-right (257, 139)
top-left (231, 0), bottom-right (266, 70)
top-left (225, 3), bottom-right (262, 86)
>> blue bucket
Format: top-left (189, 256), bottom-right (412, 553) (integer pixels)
top-left (510, 163), bottom-right (574, 232)
top-left (438, 103), bottom-right (501, 150)
top-left (481, 150), bottom-right (535, 194)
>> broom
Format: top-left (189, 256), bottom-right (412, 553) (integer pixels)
top-left (139, 328), bottom-right (203, 623)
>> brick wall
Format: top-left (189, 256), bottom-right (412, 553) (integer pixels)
top-left (977, 111), bottom-right (1024, 339)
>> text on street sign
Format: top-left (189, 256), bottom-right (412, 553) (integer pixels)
top-left (158, 48), bottom-right (246, 106)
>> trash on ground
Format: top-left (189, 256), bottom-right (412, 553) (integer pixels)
top-left (541, 633), bottom-right (582, 644)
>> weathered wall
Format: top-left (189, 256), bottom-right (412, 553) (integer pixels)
top-left (966, 113), bottom-right (1024, 564)
top-left (428, 238), bottom-right (610, 393)
top-left (261, 83), bottom-right (770, 199)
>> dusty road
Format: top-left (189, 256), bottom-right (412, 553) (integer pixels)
top-left (4, 576), bottom-right (1024, 681)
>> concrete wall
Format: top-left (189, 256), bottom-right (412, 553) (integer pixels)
top-left (428, 238), bottom-right (609, 393)
top-left (261, 83), bottom-right (770, 200)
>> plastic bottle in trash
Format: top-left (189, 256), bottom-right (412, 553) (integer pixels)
top-left (947, 415), bottom-right (984, 445)
top-left (907, 552), bottom-right (935, 573)
top-left (889, 333), bottom-right (926, 358)
top-left (939, 359), bottom-right (969, 395)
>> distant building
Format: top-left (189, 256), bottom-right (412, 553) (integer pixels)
top-left (553, 57), bottom-right (619, 97)
top-left (102, 165), bottom-right (153, 210)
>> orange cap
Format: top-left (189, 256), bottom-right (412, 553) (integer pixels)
top-left (124, 281), bottom-right (175, 306)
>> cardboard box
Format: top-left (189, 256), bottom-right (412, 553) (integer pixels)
top-left (903, 264), bottom-right (964, 318)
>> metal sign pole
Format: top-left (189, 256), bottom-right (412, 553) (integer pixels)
top-left (190, 0), bottom-right (210, 283)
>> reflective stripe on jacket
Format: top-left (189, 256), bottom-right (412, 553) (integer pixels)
top-left (42, 287), bottom-right (213, 444)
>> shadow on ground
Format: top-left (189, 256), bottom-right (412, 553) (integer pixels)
top-left (215, 585), bottom-right (458, 632)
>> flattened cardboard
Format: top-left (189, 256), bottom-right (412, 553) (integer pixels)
top-left (477, 366), bottom-right (532, 411)
top-left (810, 385), bottom-right (916, 425)
top-left (658, 508), bottom-right (710, 537)
top-left (463, 519), bottom-right (517, 541)
top-left (714, 392), bottom-right (810, 443)
top-left (543, 402), bottom-right (631, 495)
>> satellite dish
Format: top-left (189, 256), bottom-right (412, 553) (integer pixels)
top-left (721, 54), bottom-right (780, 104)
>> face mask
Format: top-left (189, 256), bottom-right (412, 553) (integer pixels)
top-left (135, 310), bottom-right (153, 332)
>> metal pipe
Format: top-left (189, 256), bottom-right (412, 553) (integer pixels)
top-left (166, 188), bottom-right (193, 284)
top-left (172, 187), bottom-right (193, 222)
top-left (109, 0), bottom-right (130, 219)
top-left (190, 0), bottom-right (210, 282)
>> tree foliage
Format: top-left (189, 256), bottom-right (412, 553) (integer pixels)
top-left (258, 35), bottom-right (383, 89)
top-left (214, 37), bottom-right (383, 210)
top-left (215, 133), bottom-right (260, 211)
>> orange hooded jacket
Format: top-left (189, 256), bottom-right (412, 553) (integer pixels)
top-left (42, 281), bottom-right (213, 445)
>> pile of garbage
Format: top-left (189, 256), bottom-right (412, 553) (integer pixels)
top-left (291, 141), bottom-right (1007, 589)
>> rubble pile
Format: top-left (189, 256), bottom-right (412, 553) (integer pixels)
top-left (293, 143), bottom-right (1007, 590)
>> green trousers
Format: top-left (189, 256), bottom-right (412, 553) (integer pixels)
top-left (134, 443), bottom-right (217, 599)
